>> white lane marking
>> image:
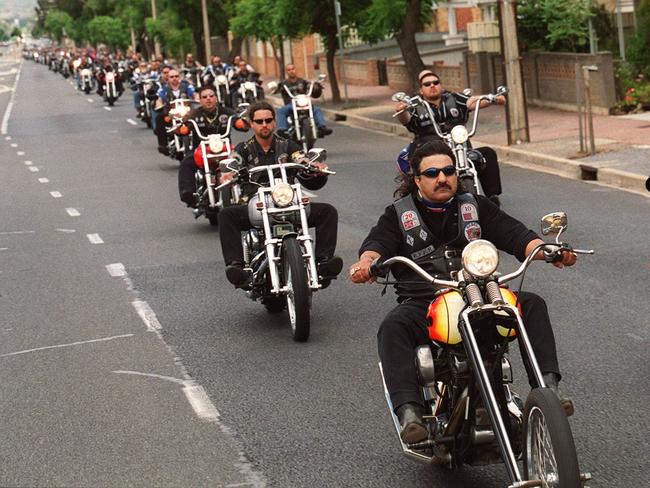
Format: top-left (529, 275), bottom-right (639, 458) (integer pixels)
top-left (106, 262), bottom-right (126, 277)
top-left (28, 166), bottom-right (39, 172)
top-left (4, 136), bottom-right (11, 140)
top-left (226, 484), bottom-right (260, 488)
top-left (87, 98), bottom-right (94, 103)
top-left (86, 233), bottom-right (104, 244)
top-left (112, 370), bottom-right (185, 385)
top-left (55, 229), bottom-right (76, 233)
top-left (10, 143), bottom-right (17, 147)
top-left (38, 177), bottom-right (49, 183)
top-left (127, 118), bottom-right (137, 126)
top-left (50, 191), bottom-right (62, 198)
top-left (0, 230), bottom-right (35, 235)
top-left (65, 208), bottom-right (80, 217)
top-left (0, 334), bottom-right (135, 358)
top-left (104, 106), bottom-right (112, 112)
top-left (0, 248), bottom-right (8, 251)
top-left (1, 59), bottom-right (21, 135)
top-left (24, 160), bottom-right (32, 165)
top-left (183, 383), bottom-right (221, 421)
top-left (16, 151), bottom-right (24, 156)
top-left (132, 300), bottom-right (162, 331)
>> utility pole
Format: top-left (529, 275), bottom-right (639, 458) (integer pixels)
top-left (334, 0), bottom-right (349, 104)
top-left (497, 0), bottom-right (529, 144)
top-left (201, 0), bottom-right (211, 64)
top-left (616, 0), bottom-right (626, 60)
top-left (151, 0), bottom-right (161, 59)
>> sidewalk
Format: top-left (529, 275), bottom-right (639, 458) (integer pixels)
top-left (308, 83), bottom-right (650, 196)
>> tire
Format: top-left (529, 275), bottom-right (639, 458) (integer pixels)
top-left (264, 295), bottom-right (285, 313)
top-left (108, 96), bottom-right (115, 107)
top-left (84, 86), bottom-right (91, 94)
top-left (458, 175), bottom-right (477, 195)
top-left (301, 118), bottom-right (316, 152)
top-left (523, 388), bottom-right (581, 488)
top-left (206, 209), bottom-right (219, 226)
top-left (282, 236), bottom-right (311, 342)
top-left (220, 187), bottom-right (233, 208)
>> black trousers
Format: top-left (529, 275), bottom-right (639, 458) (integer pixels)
top-left (377, 292), bottom-right (560, 411)
top-left (218, 202), bottom-right (338, 265)
top-left (155, 113), bottom-right (168, 147)
top-left (475, 146), bottom-right (502, 197)
top-left (178, 153), bottom-right (196, 197)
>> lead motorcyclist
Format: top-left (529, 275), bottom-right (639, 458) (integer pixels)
top-left (273, 63), bottom-right (333, 138)
top-left (217, 101), bottom-right (343, 289)
top-left (395, 70), bottom-right (505, 203)
top-left (349, 140), bottom-right (576, 444)
top-left (178, 84), bottom-right (248, 206)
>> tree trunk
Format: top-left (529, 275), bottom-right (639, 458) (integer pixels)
top-left (229, 36), bottom-right (244, 63)
top-left (325, 33), bottom-right (341, 103)
top-left (193, 30), bottom-right (205, 66)
top-left (395, 0), bottom-right (425, 90)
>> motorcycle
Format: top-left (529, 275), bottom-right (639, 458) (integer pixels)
top-left (214, 149), bottom-right (334, 342)
top-left (186, 115), bottom-right (241, 225)
top-left (103, 68), bottom-right (118, 106)
top-left (80, 67), bottom-right (94, 94)
top-left (371, 212), bottom-right (594, 488)
top-left (268, 75), bottom-right (326, 153)
top-left (392, 86), bottom-right (508, 197)
top-left (231, 74), bottom-right (263, 110)
top-left (164, 98), bottom-right (195, 161)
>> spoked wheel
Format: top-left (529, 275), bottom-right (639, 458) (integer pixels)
top-left (282, 236), bottom-right (311, 342)
top-left (523, 388), bottom-right (581, 488)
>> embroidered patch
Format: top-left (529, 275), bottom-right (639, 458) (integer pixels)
top-left (412, 244), bottom-right (436, 260)
top-left (218, 114), bottom-right (229, 124)
top-left (464, 222), bottom-right (482, 241)
top-left (461, 203), bottom-right (479, 222)
top-left (406, 235), bottom-right (414, 247)
top-left (450, 108), bottom-right (459, 118)
top-left (401, 210), bottom-right (420, 230)
top-left (419, 229), bottom-right (428, 241)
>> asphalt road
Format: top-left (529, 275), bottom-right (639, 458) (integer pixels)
top-left (1, 50), bottom-right (648, 487)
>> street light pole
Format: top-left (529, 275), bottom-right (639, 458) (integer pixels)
top-left (201, 0), bottom-right (211, 64)
top-left (616, 0), bottom-right (626, 60)
top-left (334, 0), bottom-right (349, 104)
top-left (151, 0), bottom-right (161, 59)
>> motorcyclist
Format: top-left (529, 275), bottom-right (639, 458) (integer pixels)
top-left (178, 85), bottom-right (248, 206)
top-left (272, 63), bottom-right (333, 138)
top-left (130, 61), bottom-right (151, 117)
top-left (217, 101), bottom-right (343, 289)
top-left (154, 68), bottom-right (198, 154)
top-left (349, 140), bottom-right (576, 444)
top-left (229, 60), bottom-right (264, 107)
top-left (182, 53), bottom-right (203, 86)
top-left (394, 70), bottom-right (506, 203)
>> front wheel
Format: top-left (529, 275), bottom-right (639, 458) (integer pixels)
top-left (301, 117), bottom-right (316, 152)
top-left (523, 388), bottom-right (581, 488)
top-left (282, 236), bottom-right (311, 342)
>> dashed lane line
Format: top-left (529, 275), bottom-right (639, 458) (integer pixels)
top-left (17, 151), bottom-right (24, 156)
top-left (104, 106), bottom-right (112, 112)
top-left (65, 208), bottom-right (81, 217)
top-left (49, 191), bottom-right (62, 198)
top-left (10, 143), bottom-right (17, 147)
top-left (24, 160), bottom-right (32, 165)
top-left (127, 118), bottom-right (137, 126)
top-left (28, 166), bottom-right (39, 172)
top-left (38, 177), bottom-right (49, 183)
top-left (86, 233), bottom-right (104, 244)
top-left (105, 262), bottom-right (126, 277)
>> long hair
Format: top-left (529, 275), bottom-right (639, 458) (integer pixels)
top-left (394, 140), bottom-right (456, 198)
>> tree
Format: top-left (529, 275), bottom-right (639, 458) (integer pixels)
top-left (43, 10), bottom-right (75, 42)
top-left (358, 0), bottom-right (435, 89)
top-left (86, 16), bottom-right (129, 50)
top-left (10, 27), bottom-right (22, 38)
top-left (627, 0), bottom-right (650, 76)
top-left (518, 0), bottom-right (593, 52)
top-left (145, 10), bottom-right (194, 61)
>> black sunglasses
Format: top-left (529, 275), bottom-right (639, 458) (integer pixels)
top-left (418, 165), bottom-right (456, 178)
top-left (421, 79), bottom-right (440, 87)
top-left (253, 117), bottom-right (274, 125)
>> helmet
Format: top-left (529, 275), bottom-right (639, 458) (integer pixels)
top-left (396, 145), bottom-right (411, 175)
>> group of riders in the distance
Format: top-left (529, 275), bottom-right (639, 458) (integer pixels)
top-left (24, 41), bottom-right (594, 488)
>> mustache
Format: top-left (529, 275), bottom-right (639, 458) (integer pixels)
top-left (435, 183), bottom-right (452, 191)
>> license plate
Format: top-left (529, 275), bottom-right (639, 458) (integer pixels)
top-left (273, 224), bottom-right (294, 236)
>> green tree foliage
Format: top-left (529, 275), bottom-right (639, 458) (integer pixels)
top-left (10, 27), bottom-right (22, 38)
top-left (43, 9), bottom-right (75, 42)
top-left (626, 0), bottom-right (650, 77)
top-left (518, 0), bottom-right (593, 52)
top-left (86, 16), bottom-right (129, 50)
top-left (145, 10), bottom-right (194, 60)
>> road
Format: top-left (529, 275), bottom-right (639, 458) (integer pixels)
top-left (1, 48), bottom-right (648, 487)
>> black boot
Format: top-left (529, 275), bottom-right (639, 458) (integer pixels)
top-left (396, 402), bottom-right (427, 444)
top-left (225, 261), bottom-right (250, 289)
top-left (543, 372), bottom-right (574, 417)
top-left (317, 256), bottom-right (343, 289)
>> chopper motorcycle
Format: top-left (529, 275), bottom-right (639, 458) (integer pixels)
top-left (214, 149), bottom-right (335, 342)
top-left (392, 86), bottom-right (508, 198)
top-left (371, 212), bottom-right (594, 488)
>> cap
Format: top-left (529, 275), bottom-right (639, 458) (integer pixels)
top-left (418, 69), bottom-right (437, 84)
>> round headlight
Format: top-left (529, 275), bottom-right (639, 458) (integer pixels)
top-left (296, 95), bottom-right (310, 108)
top-left (462, 240), bottom-right (499, 278)
top-left (208, 135), bottom-right (224, 154)
top-left (216, 75), bottom-right (227, 84)
top-left (450, 125), bottom-right (469, 144)
top-left (271, 182), bottom-right (294, 207)
top-left (243, 81), bottom-right (255, 91)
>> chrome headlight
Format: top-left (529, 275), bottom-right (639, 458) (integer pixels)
top-left (271, 182), bottom-right (294, 207)
top-left (451, 125), bottom-right (469, 144)
top-left (462, 240), bottom-right (499, 278)
top-left (208, 135), bottom-right (224, 154)
top-left (296, 95), bottom-right (310, 108)
top-left (243, 81), bottom-right (255, 91)
top-left (216, 75), bottom-right (227, 84)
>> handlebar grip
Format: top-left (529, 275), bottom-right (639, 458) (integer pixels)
top-left (369, 259), bottom-right (387, 278)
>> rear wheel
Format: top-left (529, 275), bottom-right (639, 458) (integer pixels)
top-left (523, 388), bottom-right (581, 488)
top-left (282, 236), bottom-right (311, 342)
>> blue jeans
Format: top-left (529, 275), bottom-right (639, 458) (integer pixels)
top-left (276, 103), bottom-right (326, 131)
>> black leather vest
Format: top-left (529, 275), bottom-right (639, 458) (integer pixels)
top-left (414, 92), bottom-right (467, 136)
top-left (392, 193), bottom-right (481, 300)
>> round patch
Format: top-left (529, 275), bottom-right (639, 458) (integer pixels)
top-left (464, 222), bottom-right (482, 241)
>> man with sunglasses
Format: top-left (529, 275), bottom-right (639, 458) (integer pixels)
top-left (394, 70), bottom-right (506, 203)
top-left (154, 68), bottom-right (198, 155)
top-left (217, 101), bottom-right (343, 290)
top-left (178, 85), bottom-right (248, 207)
top-left (349, 140), bottom-right (576, 444)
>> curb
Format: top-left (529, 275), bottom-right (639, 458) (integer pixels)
top-left (270, 97), bottom-right (647, 195)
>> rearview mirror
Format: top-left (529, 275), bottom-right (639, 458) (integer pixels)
top-left (540, 212), bottom-right (568, 236)
top-left (496, 85), bottom-right (508, 96)
top-left (266, 81), bottom-right (278, 91)
top-left (462, 88), bottom-right (473, 96)
top-left (307, 148), bottom-right (327, 162)
top-left (391, 92), bottom-right (407, 102)
top-left (317, 73), bottom-right (327, 82)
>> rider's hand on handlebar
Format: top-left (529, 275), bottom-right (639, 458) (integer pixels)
top-left (309, 162), bottom-right (329, 172)
top-left (550, 250), bottom-right (577, 269)
top-left (349, 252), bottom-right (380, 283)
top-left (394, 101), bottom-right (408, 114)
top-left (220, 171), bottom-right (236, 183)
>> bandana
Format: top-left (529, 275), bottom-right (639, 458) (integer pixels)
top-left (417, 191), bottom-right (453, 213)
